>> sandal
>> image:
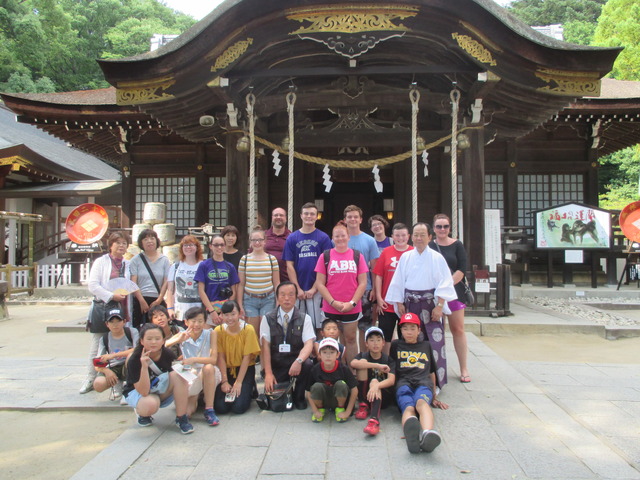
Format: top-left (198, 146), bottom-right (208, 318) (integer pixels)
top-left (460, 375), bottom-right (471, 383)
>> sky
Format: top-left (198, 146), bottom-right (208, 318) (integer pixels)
top-left (162, 0), bottom-right (512, 21)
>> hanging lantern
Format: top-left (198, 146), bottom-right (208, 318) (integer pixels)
top-left (236, 134), bottom-right (250, 152)
top-left (456, 133), bottom-right (471, 150)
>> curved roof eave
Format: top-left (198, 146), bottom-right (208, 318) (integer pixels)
top-left (96, 0), bottom-right (621, 84)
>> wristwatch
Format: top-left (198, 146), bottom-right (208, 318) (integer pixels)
top-left (350, 301), bottom-right (357, 307)
top-left (295, 358), bottom-right (303, 364)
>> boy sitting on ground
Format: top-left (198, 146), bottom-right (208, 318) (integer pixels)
top-left (350, 326), bottom-right (396, 436)
top-left (312, 318), bottom-right (345, 362)
top-left (166, 306), bottom-right (221, 426)
top-left (390, 313), bottom-right (449, 453)
top-left (93, 305), bottom-right (139, 401)
top-left (306, 337), bottom-right (358, 423)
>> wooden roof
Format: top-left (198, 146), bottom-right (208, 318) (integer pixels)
top-left (94, 0), bottom-right (621, 146)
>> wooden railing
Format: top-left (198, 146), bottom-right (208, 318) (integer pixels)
top-left (0, 263), bottom-right (38, 296)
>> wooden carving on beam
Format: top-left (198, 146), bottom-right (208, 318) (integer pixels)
top-left (287, 5), bottom-right (418, 59)
top-left (116, 77), bottom-right (176, 106)
top-left (451, 32), bottom-right (497, 66)
top-left (535, 68), bottom-right (600, 96)
top-left (211, 38), bottom-right (254, 72)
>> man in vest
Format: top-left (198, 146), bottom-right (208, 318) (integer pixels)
top-left (260, 281), bottom-right (316, 409)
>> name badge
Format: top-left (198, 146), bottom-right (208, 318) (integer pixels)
top-left (279, 343), bottom-right (291, 353)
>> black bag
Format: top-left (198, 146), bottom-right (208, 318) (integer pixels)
top-left (256, 378), bottom-right (296, 412)
top-left (87, 299), bottom-right (122, 333)
top-left (462, 280), bottom-right (475, 307)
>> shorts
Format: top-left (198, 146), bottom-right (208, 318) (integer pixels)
top-left (309, 380), bottom-right (350, 410)
top-left (448, 300), bottom-right (466, 312)
top-left (358, 290), bottom-right (373, 331)
top-left (187, 365), bottom-right (222, 397)
top-left (324, 312), bottom-right (361, 324)
top-left (97, 363), bottom-right (126, 381)
top-left (297, 292), bottom-right (324, 329)
top-left (125, 389), bottom-right (174, 409)
top-left (243, 292), bottom-right (276, 317)
top-left (377, 310), bottom-right (400, 341)
top-left (396, 384), bottom-right (434, 413)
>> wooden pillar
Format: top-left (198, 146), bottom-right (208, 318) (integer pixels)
top-left (121, 154), bottom-right (133, 229)
top-left (585, 150), bottom-right (599, 205)
top-left (195, 144), bottom-right (208, 227)
top-left (226, 132), bottom-right (248, 251)
top-left (462, 127), bottom-right (486, 269)
top-left (506, 141), bottom-right (518, 225)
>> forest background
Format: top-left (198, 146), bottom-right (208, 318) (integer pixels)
top-left (0, 0), bottom-right (638, 208)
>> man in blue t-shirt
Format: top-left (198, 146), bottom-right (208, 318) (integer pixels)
top-left (344, 205), bottom-right (380, 346)
top-left (283, 202), bottom-right (332, 330)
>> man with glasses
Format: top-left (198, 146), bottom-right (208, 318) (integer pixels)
top-left (264, 207), bottom-right (291, 282)
top-left (385, 223), bottom-right (456, 388)
top-left (283, 202), bottom-right (332, 331)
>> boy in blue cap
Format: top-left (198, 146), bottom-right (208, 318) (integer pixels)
top-left (390, 312), bottom-right (449, 453)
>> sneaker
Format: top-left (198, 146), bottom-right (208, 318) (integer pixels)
top-left (403, 416), bottom-right (421, 453)
top-left (355, 402), bottom-right (369, 420)
top-left (120, 396), bottom-right (128, 406)
top-left (175, 414), bottom-right (194, 434)
top-left (311, 408), bottom-right (325, 423)
top-left (137, 415), bottom-right (153, 427)
top-left (420, 429), bottom-right (442, 453)
top-left (335, 407), bottom-right (347, 423)
top-left (363, 418), bottom-right (380, 436)
top-left (109, 382), bottom-right (123, 401)
top-left (79, 379), bottom-right (94, 394)
top-left (203, 408), bottom-right (220, 427)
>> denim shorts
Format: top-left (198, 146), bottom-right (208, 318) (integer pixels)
top-left (396, 384), bottom-right (433, 413)
top-left (243, 291), bottom-right (275, 317)
top-left (125, 389), bottom-right (174, 409)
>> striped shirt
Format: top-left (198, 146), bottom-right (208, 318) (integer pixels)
top-left (239, 254), bottom-right (278, 294)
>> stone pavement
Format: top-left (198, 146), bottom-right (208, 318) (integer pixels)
top-left (1, 294), bottom-right (640, 479)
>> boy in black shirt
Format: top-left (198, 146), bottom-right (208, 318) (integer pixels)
top-left (306, 337), bottom-right (358, 423)
top-left (351, 326), bottom-right (396, 436)
top-left (390, 313), bottom-right (449, 453)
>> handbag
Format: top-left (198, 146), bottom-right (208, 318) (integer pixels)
top-left (462, 279), bottom-right (475, 307)
top-left (148, 360), bottom-right (170, 394)
top-left (256, 378), bottom-right (296, 412)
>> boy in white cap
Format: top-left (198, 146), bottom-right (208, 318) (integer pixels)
top-left (390, 313), bottom-right (448, 453)
top-left (93, 305), bottom-right (139, 401)
top-left (350, 326), bottom-right (396, 436)
top-left (306, 337), bottom-right (358, 423)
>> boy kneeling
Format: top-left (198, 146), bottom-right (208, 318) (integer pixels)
top-left (306, 338), bottom-right (358, 423)
top-left (93, 305), bottom-right (138, 401)
top-left (350, 326), bottom-right (395, 436)
top-left (390, 313), bottom-right (449, 453)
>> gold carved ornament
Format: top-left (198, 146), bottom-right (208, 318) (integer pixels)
top-left (0, 156), bottom-right (32, 171)
top-left (211, 38), bottom-right (253, 72)
top-left (286, 5), bottom-right (418, 34)
top-left (451, 32), bottom-right (497, 66)
top-left (535, 68), bottom-right (601, 96)
top-left (116, 77), bottom-right (176, 106)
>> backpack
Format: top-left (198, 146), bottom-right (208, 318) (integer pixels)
top-left (102, 327), bottom-right (133, 354)
top-left (323, 248), bottom-right (361, 272)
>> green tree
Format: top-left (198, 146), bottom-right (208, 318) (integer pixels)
top-left (592, 0), bottom-right (640, 81)
top-left (599, 146), bottom-right (640, 210)
top-left (508, 0), bottom-right (606, 45)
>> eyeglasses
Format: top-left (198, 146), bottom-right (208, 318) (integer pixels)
top-left (211, 243), bottom-right (225, 247)
top-left (435, 225), bottom-right (450, 229)
top-left (250, 238), bottom-right (265, 243)
top-left (182, 243), bottom-right (196, 247)
top-left (371, 223), bottom-right (384, 228)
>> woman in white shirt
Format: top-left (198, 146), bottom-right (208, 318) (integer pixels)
top-left (166, 235), bottom-right (204, 323)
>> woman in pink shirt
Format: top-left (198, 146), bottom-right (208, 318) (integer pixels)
top-left (314, 221), bottom-right (368, 364)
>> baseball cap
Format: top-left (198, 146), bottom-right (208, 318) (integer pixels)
top-left (364, 326), bottom-right (384, 341)
top-left (399, 312), bottom-right (421, 326)
top-left (318, 337), bottom-right (340, 351)
top-left (106, 305), bottom-right (124, 322)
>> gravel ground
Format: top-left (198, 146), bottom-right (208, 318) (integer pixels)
top-left (521, 296), bottom-right (640, 327)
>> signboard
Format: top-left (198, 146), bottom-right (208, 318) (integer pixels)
top-left (65, 203), bottom-right (109, 245)
top-left (535, 203), bottom-right (611, 249)
top-left (68, 241), bottom-right (103, 253)
top-left (485, 209), bottom-right (502, 272)
top-left (619, 201), bottom-right (640, 243)
top-left (475, 269), bottom-right (491, 293)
